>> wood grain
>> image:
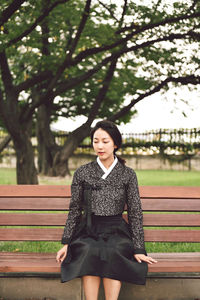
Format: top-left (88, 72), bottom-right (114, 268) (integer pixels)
top-left (0, 185), bottom-right (199, 198)
top-left (0, 228), bottom-right (200, 242)
top-left (0, 252), bottom-right (200, 273)
top-left (1, 213), bottom-right (199, 226)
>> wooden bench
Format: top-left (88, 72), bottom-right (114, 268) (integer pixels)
top-left (0, 185), bottom-right (200, 300)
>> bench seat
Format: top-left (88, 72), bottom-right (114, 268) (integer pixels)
top-left (1, 185), bottom-right (200, 300)
top-left (0, 252), bottom-right (200, 275)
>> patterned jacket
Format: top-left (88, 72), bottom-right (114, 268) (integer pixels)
top-left (61, 160), bottom-right (146, 255)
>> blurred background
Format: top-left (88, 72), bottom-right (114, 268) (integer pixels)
top-left (0, 0), bottom-right (199, 185)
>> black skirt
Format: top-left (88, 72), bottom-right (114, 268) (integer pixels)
top-left (61, 214), bottom-right (148, 285)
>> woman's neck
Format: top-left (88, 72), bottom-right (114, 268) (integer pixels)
top-left (100, 156), bottom-right (115, 169)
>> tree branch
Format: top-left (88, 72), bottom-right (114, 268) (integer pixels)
top-left (119, 0), bottom-right (128, 27)
top-left (0, 134), bottom-right (12, 153)
top-left (0, 0), bottom-right (26, 27)
top-left (43, 0), bottom-right (92, 95)
top-left (64, 19), bottom-right (74, 51)
top-left (53, 54), bottom-right (121, 97)
top-left (0, 51), bottom-right (14, 93)
top-left (109, 75), bottom-right (200, 122)
top-left (153, 0), bottom-right (162, 14)
top-left (187, 0), bottom-right (198, 13)
top-left (17, 27), bottom-right (198, 122)
top-left (0, 88), bottom-right (5, 119)
top-left (17, 6), bottom-right (198, 100)
top-left (41, 4), bottom-right (199, 90)
top-left (68, 0), bottom-right (92, 57)
top-left (86, 56), bottom-right (119, 125)
top-left (16, 71), bottom-right (52, 93)
top-left (20, 48), bottom-right (121, 121)
top-left (41, 0), bottom-right (50, 56)
top-left (116, 11), bottom-right (200, 34)
top-left (72, 12), bottom-right (200, 67)
top-left (71, 29), bottom-right (198, 72)
top-left (123, 31), bottom-right (199, 56)
top-left (98, 0), bottom-right (118, 22)
top-left (2, 0), bottom-right (70, 51)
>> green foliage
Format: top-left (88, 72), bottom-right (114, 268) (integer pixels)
top-left (0, 0), bottom-right (199, 133)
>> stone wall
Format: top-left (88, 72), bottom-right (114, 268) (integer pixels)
top-left (69, 154), bottom-right (200, 171)
top-left (0, 276), bottom-right (200, 300)
top-left (1, 154), bottom-right (200, 171)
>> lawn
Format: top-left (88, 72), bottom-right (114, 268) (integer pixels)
top-left (136, 169), bottom-right (200, 186)
top-left (0, 167), bottom-right (200, 186)
top-left (0, 167), bottom-right (199, 253)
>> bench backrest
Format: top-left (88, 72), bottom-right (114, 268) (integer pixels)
top-left (0, 185), bottom-right (200, 243)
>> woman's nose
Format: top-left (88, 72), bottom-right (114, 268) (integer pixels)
top-left (97, 143), bottom-right (103, 149)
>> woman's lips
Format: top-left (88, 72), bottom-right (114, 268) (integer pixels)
top-left (98, 152), bottom-right (105, 155)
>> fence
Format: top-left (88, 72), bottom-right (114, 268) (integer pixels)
top-left (0, 128), bottom-right (200, 158)
top-left (74, 128), bottom-right (200, 157)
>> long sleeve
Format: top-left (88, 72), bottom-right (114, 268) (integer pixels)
top-left (126, 169), bottom-right (146, 255)
top-left (61, 169), bottom-right (83, 244)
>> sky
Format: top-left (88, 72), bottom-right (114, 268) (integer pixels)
top-left (52, 86), bottom-right (200, 134)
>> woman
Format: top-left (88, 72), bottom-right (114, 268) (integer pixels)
top-left (56, 120), bottom-right (157, 300)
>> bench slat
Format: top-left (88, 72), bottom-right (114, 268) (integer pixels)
top-left (144, 230), bottom-right (200, 242)
top-left (0, 185), bottom-right (200, 198)
top-left (134, 214), bottom-right (200, 227)
top-left (0, 198), bottom-right (70, 210)
top-left (0, 228), bottom-right (62, 241)
top-left (1, 198), bottom-right (200, 211)
top-left (0, 252), bottom-right (200, 273)
top-left (1, 213), bottom-right (200, 227)
top-left (141, 199), bottom-right (200, 211)
top-left (140, 186), bottom-right (200, 199)
top-left (1, 251), bottom-right (200, 260)
top-left (0, 213), bottom-right (67, 226)
top-left (0, 228), bottom-right (200, 242)
top-left (0, 185), bottom-right (71, 197)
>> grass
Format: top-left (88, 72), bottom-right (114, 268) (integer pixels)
top-left (136, 169), bottom-right (200, 186)
top-left (0, 241), bottom-right (62, 253)
top-left (0, 167), bottom-right (200, 253)
top-left (0, 168), bottom-right (200, 186)
top-left (0, 168), bottom-right (17, 184)
top-left (0, 168), bottom-right (73, 185)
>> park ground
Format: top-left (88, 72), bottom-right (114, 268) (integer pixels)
top-left (0, 168), bottom-right (200, 186)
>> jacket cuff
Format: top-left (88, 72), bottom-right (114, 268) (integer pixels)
top-left (133, 248), bottom-right (147, 255)
top-left (61, 237), bottom-right (71, 244)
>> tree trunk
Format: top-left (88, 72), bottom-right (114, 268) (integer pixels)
top-left (0, 134), bottom-right (11, 153)
top-left (36, 104), bottom-right (59, 176)
top-left (52, 123), bottom-right (91, 176)
top-left (13, 131), bottom-right (38, 184)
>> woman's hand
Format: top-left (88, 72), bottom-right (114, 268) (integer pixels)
top-left (56, 245), bottom-right (68, 263)
top-left (134, 254), bottom-right (157, 264)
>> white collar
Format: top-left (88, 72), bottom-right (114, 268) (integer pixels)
top-left (97, 156), bottom-right (118, 179)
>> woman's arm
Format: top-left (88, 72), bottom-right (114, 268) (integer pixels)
top-left (61, 168), bottom-right (83, 244)
top-left (126, 169), bottom-right (146, 254)
top-left (126, 169), bottom-right (157, 264)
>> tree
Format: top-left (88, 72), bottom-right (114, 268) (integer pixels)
top-left (0, 0), bottom-right (199, 182)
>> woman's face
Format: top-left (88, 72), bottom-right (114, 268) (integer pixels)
top-left (93, 128), bottom-right (117, 161)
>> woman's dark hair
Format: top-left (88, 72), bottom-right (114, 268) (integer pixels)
top-left (90, 120), bottom-right (126, 165)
